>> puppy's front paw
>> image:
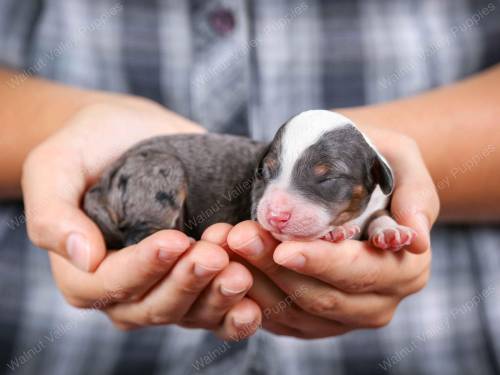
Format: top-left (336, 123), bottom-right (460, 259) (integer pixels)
top-left (370, 226), bottom-right (416, 251)
top-left (322, 224), bottom-right (360, 242)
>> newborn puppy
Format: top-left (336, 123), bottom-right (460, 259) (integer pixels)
top-left (84, 110), bottom-right (415, 251)
top-left (251, 110), bottom-right (415, 250)
top-left (84, 134), bottom-right (266, 248)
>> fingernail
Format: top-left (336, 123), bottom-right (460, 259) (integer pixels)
top-left (157, 247), bottom-right (184, 263)
top-left (220, 285), bottom-right (248, 296)
top-left (156, 238), bottom-right (190, 262)
top-left (232, 314), bottom-right (255, 328)
top-left (193, 263), bottom-right (221, 278)
top-left (66, 232), bottom-right (90, 272)
top-left (275, 253), bottom-right (306, 270)
top-left (234, 235), bottom-right (264, 256)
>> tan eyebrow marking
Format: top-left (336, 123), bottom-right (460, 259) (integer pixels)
top-left (313, 164), bottom-right (330, 177)
top-left (265, 158), bottom-right (278, 170)
top-left (352, 184), bottom-right (365, 197)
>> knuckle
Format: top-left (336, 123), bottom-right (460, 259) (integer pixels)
top-left (421, 267), bottom-right (431, 286)
top-left (102, 282), bottom-right (132, 303)
top-left (407, 269), bottom-right (431, 295)
top-left (261, 261), bottom-right (282, 276)
top-left (278, 306), bottom-right (302, 323)
top-left (303, 290), bottom-right (342, 316)
top-left (179, 280), bottom-right (205, 295)
top-left (311, 256), bottom-right (331, 277)
top-left (111, 320), bottom-right (136, 332)
top-left (22, 147), bottom-right (43, 177)
top-left (136, 260), bottom-right (164, 280)
top-left (144, 304), bottom-right (174, 325)
top-left (215, 329), bottom-right (236, 342)
top-left (25, 214), bottom-right (47, 247)
top-left (63, 295), bottom-right (93, 309)
top-left (181, 317), bottom-right (218, 330)
top-left (365, 311), bottom-right (395, 329)
top-left (344, 247), bottom-right (364, 269)
top-left (398, 254), bottom-right (431, 295)
top-left (341, 267), bottom-right (380, 292)
top-left (421, 252), bottom-right (432, 272)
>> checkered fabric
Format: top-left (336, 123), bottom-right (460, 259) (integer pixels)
top-left (1, 1), bottom-right (500, 374)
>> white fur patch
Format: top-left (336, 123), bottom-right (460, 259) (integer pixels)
top-left (276, 110), bottom-right (354, 187)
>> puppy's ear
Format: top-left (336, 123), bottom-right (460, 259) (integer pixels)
top-left (371, 153), bottom-right (394, 195)
top-left (351, 125), bottom-right (394, 195)
top-left (254, 144), bottom-right (271, 180)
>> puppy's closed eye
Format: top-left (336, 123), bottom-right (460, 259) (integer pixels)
top-left (257, 158), bottom-right (278, 180)
top-left (313, 164), bottom-right (330, 177)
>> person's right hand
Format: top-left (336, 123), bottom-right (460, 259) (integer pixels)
top-left (21, 98), bottom-right (261, 337)
top-left (22, 97), bottom-right (204, 270)
top-left (49, 228), bottom-right (260, 338)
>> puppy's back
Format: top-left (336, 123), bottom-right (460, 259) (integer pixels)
top-left (84, 133), bottom-right (267, 247)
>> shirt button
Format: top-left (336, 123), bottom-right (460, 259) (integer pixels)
top-left (209, 8), bottom-right (236, 36)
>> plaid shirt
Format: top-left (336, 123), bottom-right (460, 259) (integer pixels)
top-left (1, 1), bottom-right (500, 374)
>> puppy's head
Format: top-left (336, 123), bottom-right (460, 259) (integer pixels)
top-left (252, 110), bottom-right (393, 241)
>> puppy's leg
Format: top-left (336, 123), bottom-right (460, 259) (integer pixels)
top-left (367, 211), bottom-right (416, 251)
top-left (322, 222), bottom-right (361, 242)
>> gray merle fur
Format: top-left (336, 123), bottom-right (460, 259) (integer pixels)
top-left (84, 134), bottom-right (267, 248)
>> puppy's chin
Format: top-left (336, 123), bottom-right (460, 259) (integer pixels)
top-left (268, 229), bottom-right (330, 243)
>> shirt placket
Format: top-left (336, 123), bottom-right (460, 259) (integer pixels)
top-left (190, 0), bottom-right (250, 135)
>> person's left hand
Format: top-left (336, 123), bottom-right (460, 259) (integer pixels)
top-left (212, 132), bottom-right (439, 338)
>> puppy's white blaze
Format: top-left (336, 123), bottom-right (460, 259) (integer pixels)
top-left (277, 110), bottom-right (353, 187)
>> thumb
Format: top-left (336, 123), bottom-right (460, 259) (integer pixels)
top-left (388, 145), bottom-right (440, 254)
top-left (22, 150), bottom-right (107, 272)
top-left (46, 202), bottom-right (107, 272)
top-left (391, 186), bottom-right (434, 254)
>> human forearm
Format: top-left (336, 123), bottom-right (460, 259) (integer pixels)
top-left (0, 68), bottom-right (201, 198)
top-left (0, 69), bottom-right (108, 197)
top-left (339, 64), bottom-right (500, 222)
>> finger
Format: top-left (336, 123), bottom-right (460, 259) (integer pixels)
top-left (182, 262), bottom-right (253, 329)
top-left (273, 239), bottom-right (430, 294)
top-left (386, 140), bottom-right (440, 253)
top-left (22, 148), bottom-right (106, 271)
top-left (247, 252), bottom-right (399, 326)
top-left (105, 240), bottom-right (229, 325)
top-left (248, 269), bottom-right (353, 333)
top-left (228, 221), bottom-right (414, 322)
top-left (50, 230), bottom-right (192, 307)
top-left (262, 320), bottom-right (352, 339)
top-left (201, 223), bottom-right (234, 247)
top-left (214, 298), bottom-right (262, 341)
top-left (261, 320), bottom-right (304, 338)
top-left (227, 220), bottom-right (282, 276)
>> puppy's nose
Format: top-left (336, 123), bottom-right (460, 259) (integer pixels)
top-left (267, 210), bottom-right (291, 229)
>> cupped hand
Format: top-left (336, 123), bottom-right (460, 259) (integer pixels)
top-left (21, 98), bottom-right (261, 338)
top-left (49, 228), bottom-right (260, 339)
top-left (226, 131), bottom-right (439, 338)
top-left (22, 97), bottom-right (203, 271)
